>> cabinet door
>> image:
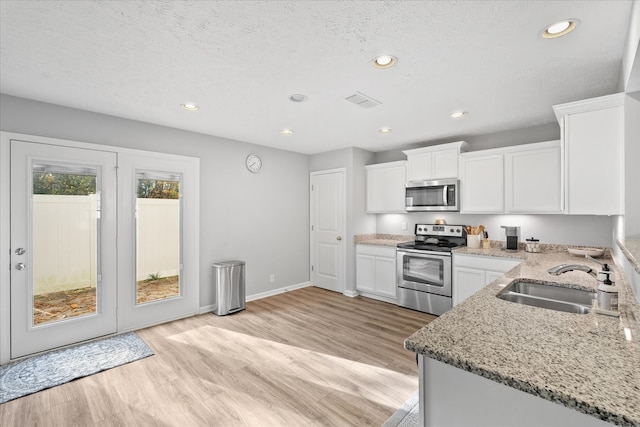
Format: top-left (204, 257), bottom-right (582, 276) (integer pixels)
top-left (504, 143), bottom-right (562, 213)
top-left (366, 168), bottom-right (386, 212)
top-left (460, 154), bottom-right (504, 213)
top-left (375, 257), bottom-right (397, 298)
top-left (407, 152), bottom-right (433, 181)
top-left (356, 254), bottom-right (376, 292)
top-left (385, 165), bottom-right (407, 212)
top-left (565, 106), bottom-right (623, 215)
top-left (452, 267), bottom-right (485, 306)
top-left (485, 270), bottom-right (506, 285)
top-left (433, 149), bottom-right (459, 179)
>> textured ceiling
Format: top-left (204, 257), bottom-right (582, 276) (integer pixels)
top-left (0, 1), bottom-right (634, 154)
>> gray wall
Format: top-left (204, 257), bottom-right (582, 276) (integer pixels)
top-left (0, 94), bottom-right (310, 308)
top-left (373, 123), bottom-right (561, 163)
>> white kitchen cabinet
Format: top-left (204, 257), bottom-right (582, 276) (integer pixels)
top-left (553, 93), bottom-right (624, 215)
top-left (460, 141), bottom-right (562, 214)
top-left (403, 141), bottom-right (468, 182)
top-left (504, 140), bottom-right (562, 213)
top-left (452, 253), bottom-right (522, 306)
top-left (459, 152), bottom-right (504, 213)
top-left (356, 244), bottom-right (397, 303)
top-left (365, 161), bottom-right (406, 213)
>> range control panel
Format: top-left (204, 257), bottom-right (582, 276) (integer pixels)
top-left (415, 224), bottom-right (465, 237)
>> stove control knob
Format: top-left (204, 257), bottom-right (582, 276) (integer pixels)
top-left (450, 228), bottom-right (454, 233)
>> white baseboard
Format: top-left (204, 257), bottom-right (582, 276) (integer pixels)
top-left (246, 281), bottom-right (311, 302)
top-left (198, 281), bottom-right (312, 314)
top-left (343, 289), bottom-right (359, 298)
top-left (357, 291), bottom-right (398, 305)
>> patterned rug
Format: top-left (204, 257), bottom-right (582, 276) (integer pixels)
top-left (383, 389), bottom-right (419, 427)
top-left (0, 332), bottom-right (153, 403)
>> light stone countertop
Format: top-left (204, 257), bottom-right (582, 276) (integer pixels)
top-left (354, 234), bottom-right (413, 247)
top-left (618, 238), bottom-right (640, 274)
top-left (405, 248), bottom-right (640, 426)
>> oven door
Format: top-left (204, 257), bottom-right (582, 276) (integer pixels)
top-left (396, 249), bottom-right (452, 297)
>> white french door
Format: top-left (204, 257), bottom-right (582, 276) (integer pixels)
top-left (310, 169), bottom-right (345, 293)
top-left (10, 140), bottom-right (117, 358)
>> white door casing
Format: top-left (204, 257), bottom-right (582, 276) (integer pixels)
top-left (10, 140), bottom-right (118, 358)
top-left (310, 169), bottom-right (345, 293)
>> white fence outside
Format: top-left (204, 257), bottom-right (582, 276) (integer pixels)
top-left (32, 195), bottom-right (179, 295)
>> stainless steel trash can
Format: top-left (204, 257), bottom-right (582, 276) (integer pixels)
top-left (213, 260), bottom-right (246, 316)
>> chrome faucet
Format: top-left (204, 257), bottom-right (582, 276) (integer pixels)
top-left (547, 264), bottom-right (597, 278)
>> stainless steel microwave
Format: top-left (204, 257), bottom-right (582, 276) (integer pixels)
top-left (405, 178), bottom-right (459, 211)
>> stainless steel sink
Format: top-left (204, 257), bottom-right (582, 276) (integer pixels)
top-left (497, 280), bottom-right (595, 314)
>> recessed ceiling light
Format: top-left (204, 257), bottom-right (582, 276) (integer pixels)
top-left (180, 103), bottom-right (199, 111)
top-left (289, 94), bottom-right (308, 103)
top-left (542, 19), bottom-right (578, 39)
top-left (378, 127), bottom-right (392, 134)
top-left (372, 55), bottom-right (397, 69)
top-left (280, 129), bottom-right (294, 135)
top-left (450, 111), bottom-right (468, 119)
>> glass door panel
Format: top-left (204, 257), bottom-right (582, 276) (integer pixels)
top-left (32, 165), bottom-right (99, 325)
top-left (135, 172), bottom-right (181, 304)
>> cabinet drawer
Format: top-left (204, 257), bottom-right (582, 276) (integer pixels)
top-left (356, 244), bottom-right (396, 258)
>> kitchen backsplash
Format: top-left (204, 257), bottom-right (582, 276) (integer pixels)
top-left (376, 213), bottom-right (614, 248)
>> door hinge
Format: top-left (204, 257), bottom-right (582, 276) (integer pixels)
top-left (311, 225), bottom-right (314, 231)
top-left (311, 185), bottom-right (314, 191)
top-left (311, 265), bottom-right (314, 271)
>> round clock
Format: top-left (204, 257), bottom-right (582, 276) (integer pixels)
top-left (245, 153), bottom-right (262, 173)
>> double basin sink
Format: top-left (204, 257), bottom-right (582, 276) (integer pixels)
top-left (497, 280), bottom-right (595, 314)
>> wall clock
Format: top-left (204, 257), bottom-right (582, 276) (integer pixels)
top-left (245, 153), bottom-right (262, 173)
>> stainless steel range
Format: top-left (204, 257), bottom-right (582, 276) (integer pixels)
top-left (396, 224), bottom-right (466, 315)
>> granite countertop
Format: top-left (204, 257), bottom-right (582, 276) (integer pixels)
top-left (354, 233), bottom-right (413, 247)
top-left (405, 248), bottom-right (640, 426)
top-left (618, 237), bottom-right (640, 275)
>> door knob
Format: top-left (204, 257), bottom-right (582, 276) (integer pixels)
top-left (336, 236), bottom-right (342, 241)
top-left (15, 263), bottom-right (26, 271)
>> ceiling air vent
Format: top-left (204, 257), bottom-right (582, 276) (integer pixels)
top-left (345, 92), bottom-right (381, 108)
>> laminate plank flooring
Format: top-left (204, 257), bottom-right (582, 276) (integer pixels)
top-left (0, 287), bottom-right (435, 426)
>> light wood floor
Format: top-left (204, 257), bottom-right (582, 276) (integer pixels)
top-left (0, 287), bottom-right (435, 426)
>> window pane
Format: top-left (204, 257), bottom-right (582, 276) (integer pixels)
top-left (32, 167), bottom-right (98, 325)
top-left (135, 173), bottom-right (181, 304)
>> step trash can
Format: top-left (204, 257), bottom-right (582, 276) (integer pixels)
top-left (213, 260), bottom-right (246, 316)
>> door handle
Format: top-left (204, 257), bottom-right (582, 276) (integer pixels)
top-left (15, 248), bottom-right (26, 256)
top-left (15, 263), bottom-right (26, 271)
top-left (336, 236), bottom-right (342, 241)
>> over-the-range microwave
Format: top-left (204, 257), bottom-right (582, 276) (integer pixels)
top-left (405, 178), bottom-right (459, 211)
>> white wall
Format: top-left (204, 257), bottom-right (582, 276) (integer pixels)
top-left (377, 213), bottom-right (614, 248)
top-left (0, 94), bottom-right (310, 308)
top-left (625, 92), bottom-right (640, 237)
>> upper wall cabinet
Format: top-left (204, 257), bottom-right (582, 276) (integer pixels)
top-left (403, 141), bottom-right (469, 182)
top-left (365, 161), bottom-right (407, 213)
top-left (460, 140), bottom-right (563, 214)
top-left (553, 93), bottom-right (624, 215)
top-left (504, 140), bottom-right (562, 214)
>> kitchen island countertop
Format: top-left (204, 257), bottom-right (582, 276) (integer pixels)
top-left (405, 248), bottom-right (640, 426)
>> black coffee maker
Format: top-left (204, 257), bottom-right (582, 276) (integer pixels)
top-left (501, 226), bottom-right (520, 252)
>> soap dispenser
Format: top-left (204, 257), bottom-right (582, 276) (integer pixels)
top-left (597, 274), bottom-right (619, 311)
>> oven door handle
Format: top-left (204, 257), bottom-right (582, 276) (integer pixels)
top-left (397, 248), bottom-right (451, 257)
top-left (442, 185), bottom-right (448, 206)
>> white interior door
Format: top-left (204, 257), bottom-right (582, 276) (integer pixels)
top-left (310, 169), bottom-right (345, 293)
top-left (10, 140), bottom-right (117, 358)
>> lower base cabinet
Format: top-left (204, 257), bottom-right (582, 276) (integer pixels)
top-left (356, 245), bottom-right (397, 303)
top-left (452, 253), bottom-right (522, 306)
